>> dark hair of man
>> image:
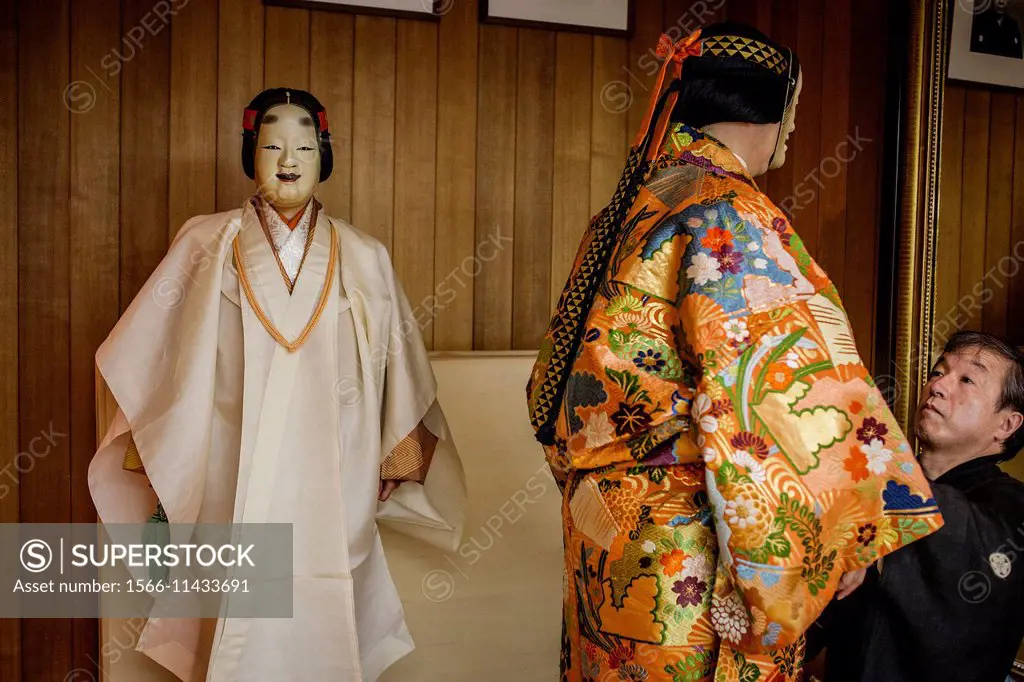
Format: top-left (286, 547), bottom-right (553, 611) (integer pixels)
top-left (942, 330), bottom-right (1024, 460)
top-left (670, 22), bottom-right (800, 128)
top-left (241, 87), bottom-right (334, 183)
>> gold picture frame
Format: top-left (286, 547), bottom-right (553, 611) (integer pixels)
top-left (892, 0), bottom-right (947, 433)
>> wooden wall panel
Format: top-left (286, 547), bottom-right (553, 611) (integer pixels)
top-left (69, 0), bottom-right (121, 677)
top-left (352, 16), bottom-right (396, 249)
top-left (170, 0), bottom-right (218, 237)
top-left (0, 0), bottom-right (18, 523)
top-left (1011, 97), bottom-right (1024, 346)
top-left (0, 0), bottom-right (16, 678)
top-left (552, 33), bottom-right (593, 308)
top-left (937, 85), bottom-right (1024, 351)
top-left (394, 19), bottom-right (438, 347)
top-left (216, 0), bottom-right (263, 211)
top-left (935, 88), bottom-right (966, 348)
top-left (843, 0), bottom-right (886, 370)
top-left (310, 12), bottom-right (354, 222)
top-left (120, 0), bottom-right (171, 309)
top-left (512, 29), bottom-right (556, 350)
top-left (664, 0), bottom-right (726, 37)
top-left (663, 0), bottom-right (689, 33)
top-left (627, 0), bottom-right (664, 144)
top-left (590, 36), bottom-right (629, 219)
top-left (433, 0), bottom-right (478, 351)
top-left (816, 0), bottom-right (851, 299)
top-left (264, 6), bottom-right (309, 90)
top-left (960, 91), bottom-right (991, 332)
top-left (983, 92), bottom-right (1015, 341)
top-left (788, 0), bottom-right (823, 256)
top-left (474, 25), bottom-right (518, 350)
top-left (19, 2), bottom-right (72, 681)
top-left (728, 0), bottom-right (772, 28)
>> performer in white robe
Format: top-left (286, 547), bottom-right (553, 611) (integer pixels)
top-left (88, 87), bottom-right (466, 682)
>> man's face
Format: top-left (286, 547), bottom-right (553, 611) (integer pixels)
top-left (915, 347), bottom-right (1021, 456)
top-left (254, 103), bottom-right (321, 212)
top-left (995, 0), bottom-right (1009, 11)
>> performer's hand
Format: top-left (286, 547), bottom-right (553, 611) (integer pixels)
top-left (379, 479), bottom-right (402, 502)
top-left (836, 567), bottom-right (867, 600)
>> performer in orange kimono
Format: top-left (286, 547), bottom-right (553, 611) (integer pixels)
top-left (527, 23), bottom-right (944, 681)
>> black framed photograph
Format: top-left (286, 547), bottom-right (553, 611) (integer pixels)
top-left (264, 0), bottom-right (443, 21)
top-left (948, 0), bottom-right (1024, 88)
top-left (480, 0), bottom-right (634, 38)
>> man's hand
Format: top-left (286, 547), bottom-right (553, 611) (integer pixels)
top-left (836, 568), bottom-right (868, 600)
top-left (379, 480), bottom-right (402, 502)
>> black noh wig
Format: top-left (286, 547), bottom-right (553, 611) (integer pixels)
top-left (671, 22), bottom-right (800, 128)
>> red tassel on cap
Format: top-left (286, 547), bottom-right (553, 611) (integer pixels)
top-left (635, 29), bottom-right (702, 159)
top-left (317, 111), bottom-right (330, 134)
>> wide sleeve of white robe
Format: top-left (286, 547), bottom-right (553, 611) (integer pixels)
top-left (371, 242), bottom-right (467, 554)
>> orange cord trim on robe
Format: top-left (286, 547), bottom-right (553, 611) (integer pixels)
top-left (232, 223), bottom-right (337, 353)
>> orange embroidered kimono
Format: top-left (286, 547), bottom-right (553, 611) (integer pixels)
top-left (527, 119), bottom-right (943, 681)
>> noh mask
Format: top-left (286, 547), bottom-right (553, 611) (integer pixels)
top-left (241, 89), bottom-right (334, 217)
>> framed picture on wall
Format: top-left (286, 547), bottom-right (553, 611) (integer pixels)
top-left (480, 0), bottom-right (634, 38)
top-left (948, 0), bottom-right (1024, 88)
top-left (264, 0), bottom-right (442, 20)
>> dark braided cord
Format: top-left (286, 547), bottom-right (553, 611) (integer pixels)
top-left (530, 83), bottom-right (683, 446)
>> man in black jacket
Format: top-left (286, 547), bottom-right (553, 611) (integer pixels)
top-left (972, 0), bottom-right (1024, 60)
top-left (809, 330), bottom-right (1024, 682)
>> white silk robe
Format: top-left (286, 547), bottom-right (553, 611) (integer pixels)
top-left (88, 198), bottom-right (466, 681)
